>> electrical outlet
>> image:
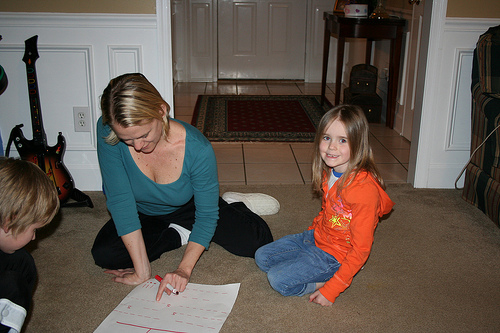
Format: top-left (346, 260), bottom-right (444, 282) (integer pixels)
top-left (73, 107), bottom-right (91, 132)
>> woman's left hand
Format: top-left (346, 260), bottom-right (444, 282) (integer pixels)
top-left (309, 290), bottom-right (333, 306)
top-left (156, 268), bottom-right (190, 301)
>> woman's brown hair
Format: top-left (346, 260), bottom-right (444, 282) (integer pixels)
top-left (100, 73), bottom-right (171, 145)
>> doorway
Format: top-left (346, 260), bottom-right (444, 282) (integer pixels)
top-left (170, 0), bottom-right (334, 82)
top-left (217, 0), bottom-right (307, 80)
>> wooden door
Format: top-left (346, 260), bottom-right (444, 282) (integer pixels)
top-left (217, 0), bottom-right (307, 79)
top-left (399, 0), bottom-right (426, 140)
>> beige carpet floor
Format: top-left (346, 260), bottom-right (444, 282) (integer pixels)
top-left (23, 183), bottom-right (500, 332)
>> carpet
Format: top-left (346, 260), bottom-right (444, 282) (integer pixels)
top-left (190, 95), bottom-right (332, 142)
top-left (22, 184), bottom-right (500, 332)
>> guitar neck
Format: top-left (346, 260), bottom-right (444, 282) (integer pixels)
top-left (23, 35), bottom-right (47, 146)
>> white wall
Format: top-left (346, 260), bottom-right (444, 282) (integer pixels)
top-left (0, 9), bottom-right (173, 191)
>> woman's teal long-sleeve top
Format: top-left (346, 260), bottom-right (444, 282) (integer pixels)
top-left (96, 117), bottom-right (219, 249)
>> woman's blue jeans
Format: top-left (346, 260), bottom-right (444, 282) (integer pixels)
top-left (255, 229), bottom-right (340, 296)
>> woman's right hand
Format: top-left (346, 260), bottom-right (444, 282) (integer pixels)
top-left (155, 268), bottom-right (190, 301)
top-left (104, 267), bottom-right (151, 285)
top-left (156, 242), bottom-right (206, 301)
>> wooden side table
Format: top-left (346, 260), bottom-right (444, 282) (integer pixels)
top-left (320, 12), bottom-right (406, 128)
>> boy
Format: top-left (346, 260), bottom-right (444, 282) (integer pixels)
top-left (0, 158), bottom-right (59, 333)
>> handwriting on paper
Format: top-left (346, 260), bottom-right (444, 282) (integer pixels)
top-left (94, 279), bottom-right (240, 333)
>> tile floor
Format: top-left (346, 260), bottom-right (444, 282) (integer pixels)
top-left (173, 81), bottom-right (410, 185)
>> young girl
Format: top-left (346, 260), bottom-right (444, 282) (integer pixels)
top-left (255, 105), bottom-right (394, 306)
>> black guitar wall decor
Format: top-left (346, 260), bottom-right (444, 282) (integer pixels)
top-left (6, 35), bottom-right (93, 208)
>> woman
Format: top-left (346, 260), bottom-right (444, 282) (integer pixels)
top-left (91, 73), bottom-right (273, 301)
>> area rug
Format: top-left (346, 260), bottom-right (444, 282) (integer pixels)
top-left (191, 95), bottom-right (332, 142)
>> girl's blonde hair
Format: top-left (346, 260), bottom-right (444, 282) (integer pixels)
top-left (100, 73), bottom-right (171, 145)
top-left (0, 158), bottom-right (60, 237)
top-left (312, 105), bottom-right (385, 195)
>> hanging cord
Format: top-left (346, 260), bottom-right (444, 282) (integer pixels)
top-left (455, 122), bottom-right (500, 190)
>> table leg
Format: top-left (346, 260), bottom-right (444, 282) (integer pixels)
top-left (321, 19), bottom-right (331, 106)
top-left (387, 29), bottom-right (404, 128)
top-left (335, 36), bottom-right (345, 106)
top-left (366, 39), bottom-right (373, 64)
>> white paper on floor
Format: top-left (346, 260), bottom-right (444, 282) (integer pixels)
top-left (94, 279), bottom-right (240, 333)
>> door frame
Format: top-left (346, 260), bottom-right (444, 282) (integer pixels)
top-left (393, 0), bottom-right (426, 141)
top-left (156, 0), bottom-right (175, 108)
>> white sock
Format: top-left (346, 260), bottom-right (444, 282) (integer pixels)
top-left (169, 223), bottom-right (191, 246)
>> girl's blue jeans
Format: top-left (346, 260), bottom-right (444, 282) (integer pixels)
top-left (255, 229), bottom-right (341, 296)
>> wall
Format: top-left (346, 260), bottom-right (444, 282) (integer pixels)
top-left (386, 0), bottom-right (412, 12)
top-left (447, 0), bottom-right (500, 18)
top-left (0, 1), bottom-right (173, 192)
top-left (0, 0), bottom-right (155, 14)
top-left (388, 0), bottom-right (500, 19)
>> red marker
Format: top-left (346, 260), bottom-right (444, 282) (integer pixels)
top-left (155, 275), bottom-right (179, 295)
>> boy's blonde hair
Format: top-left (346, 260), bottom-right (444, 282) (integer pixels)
top-left (0, 158), bottom-right (60, 237)
top-left (312, 105), bottom-right (385, 194)
top-left (100, 73), bottom-right (171, 145)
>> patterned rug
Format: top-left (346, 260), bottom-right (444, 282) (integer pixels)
top-left (191, 95), bottom-right (331, 142)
